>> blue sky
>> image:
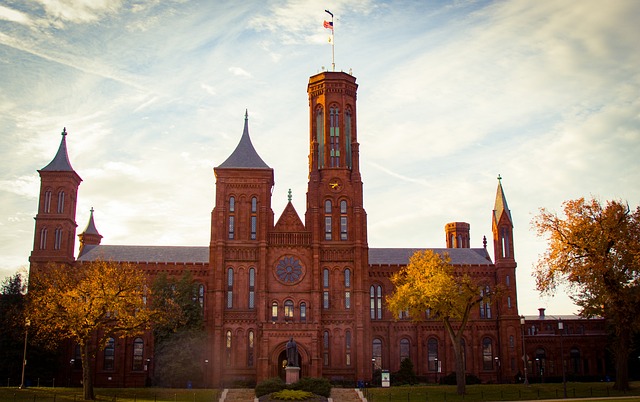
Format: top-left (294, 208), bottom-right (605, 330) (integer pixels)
top-left (1, 0), bottom-right (639, 316)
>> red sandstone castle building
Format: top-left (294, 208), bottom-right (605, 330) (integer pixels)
top-left (29, 71), bottom-right (609, 387)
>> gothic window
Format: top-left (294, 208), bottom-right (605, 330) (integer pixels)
top-left (226, 268), bottom-right (233, 309)
top-left (271, 302), bottom-right (278, 321)
top-left (132, 338), bottom-right (144, 371)
top-left (198, 284), bottom-right (205, 310)
top-left (54, 227), bottom-right (62, 250)
top-left (570, 348), bottom-right (581, 374)
top-left (506, 275), bottom-right (511, 287)
top-left (284, 300), bottom-right (294, 319)
top-left (316, 107), bottom-right (324, 168)
top-left (507, 296), bottom-right (512, 308)
top-left (248, 331), bottom-right (255, 367)
top-left (340, 200), bottom-right (348, 240)
top-left (226, 330), bottom-right (232, 366)
top-left (501, 227), bottom-right (510, 257)
top-left (103, 338), bottom-right (115, 370)
top-left (370, 285), bottom-right (383, 320)
top-left (324, 200), bottom-right (332, 240)
top-left (228, 197), bottom-right (235, 239)
top-left (44, 190), bottom-right (52, 213)
top-left (509, 335), bottom-right (515, 348)
top-left (250, 197), bottom-right (257, 240)
top-left (323, 268), bottom-right (330, 309)
top-left (39, 227), bottom-right (48, 249)
top-left (57, 191), bottom-right (65, 214)
top-left (300, 302), bottom-right (307, 322)
top-left (323, 330), bottom-right (330, 366)
top-left (372, 338), bottom-right (382, 371)
top-left (344, 268), bottom-right (351, 309)
top-left (482, 337), bottom-right (493, 370)
top-left (428, 338), bottom-right (438, 371)
top-left (480, 286), bottom-right (492, 318)
top-left (249, 268), bottom-right (255, 309)
top-left (345, 330), bottom-right (352, 366)
top-left (400, 338), bottom-right (410, 363)
top-left (329, 106), bottom-right (340, 167)
top-left (345, 108), bottom-right (352, 168)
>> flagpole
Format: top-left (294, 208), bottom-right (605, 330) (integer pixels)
top-left (325, 9), bottom-right (335, 71)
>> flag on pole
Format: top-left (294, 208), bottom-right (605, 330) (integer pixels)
top-left (323, 20), bottom-right (333, 29)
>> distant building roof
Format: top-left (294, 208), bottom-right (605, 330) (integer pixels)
top-left (41, 128), bottom-right (75, 172)
top-left (77, 245), bottom-right (492, 266)
top-left (217, 111), bottom-right (270, 169)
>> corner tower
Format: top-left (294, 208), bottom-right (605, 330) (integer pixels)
top-left (30, 128), bottom-right (82, 265)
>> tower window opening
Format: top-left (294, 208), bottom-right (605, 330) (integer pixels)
top-left (329, 106), bottom-right (340, 167)
top-left (57, 191), bottom-right (65, 214)
top-left (325, 200), bottom-right (332, 240)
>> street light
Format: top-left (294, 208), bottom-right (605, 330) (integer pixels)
top-left (558, 321), bottom-right (567, 398)
top-left (434, 357), bottom-right (439, 384)
top-left (371, 358), bottom-right (376, 387)
top-left (520, 315), bottom-right (529, 385)
top-left (19, 318), bottom-right (30, 389)
top-left (494, 356), bottom-right (501, 383)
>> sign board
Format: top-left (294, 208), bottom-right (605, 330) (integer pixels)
top-left (381, 370), bottom-right (390, 388)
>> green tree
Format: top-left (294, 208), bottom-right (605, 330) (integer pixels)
top-left (151, 271), bottom-right (205, 387)
top-left (0, 272), bottom-right (27, 384)
top-left (533, 198), bottom-right (640, 390)
top-left (386, 250), bottom-right (493, 395)
top-left (26, 261), bottom-right (163, 400)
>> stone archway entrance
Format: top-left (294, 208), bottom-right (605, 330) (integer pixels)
top-left (277, 350), bottom-right (303, 381)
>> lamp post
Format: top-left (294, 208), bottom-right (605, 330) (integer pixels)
top-left (558, 321), bottom-right (567, 398)
top-left (204, 359), bottom-right (209, 388)
top-left (371, 358), bottom-right (376, 387)
top-left (520, 315), bottom-right (529, 385)
top-left (494, 356), bottom-right (501, 383)
top-left (19, 318), bottom-right (30, 389)
top-left (434, 357), bottom-right (439, 384)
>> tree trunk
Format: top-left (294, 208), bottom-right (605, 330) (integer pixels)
top-left (613, 325), bottom-right (630, 391)
top-left (81, 343), bottom-right (95, 400)
top-left (452, 337), bottom-right (466, 395)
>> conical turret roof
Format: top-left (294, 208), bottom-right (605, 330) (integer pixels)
top-left (217, 111), bottom-right (270, 169)
top-left (81, 208), bottom-right (102, 237)
top-left (41, 128), bottom-right (75, 171)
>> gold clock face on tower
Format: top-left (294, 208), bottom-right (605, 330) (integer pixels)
top-left (328, 178), bottom-right (343, 191)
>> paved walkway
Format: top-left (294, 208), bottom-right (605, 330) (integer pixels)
top-left (218, 388), bottom-right (368, 402)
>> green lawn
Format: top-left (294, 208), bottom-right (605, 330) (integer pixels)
top-left (0, 387), bottom-right (220, 401)
top-left (363, 382), bottom-right (640, 402)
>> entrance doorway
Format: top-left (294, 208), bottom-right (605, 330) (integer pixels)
top-left (277, 350), bottom-right (303, 380)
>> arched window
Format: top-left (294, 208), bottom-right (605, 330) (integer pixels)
top-left (370, 285), bottom-right (383, 320)
top-left (248, 331), bottom-right (255, 367)
top-left (345, 108), bottom-right (352, 168)
top-left (323, 268), bottom-right (330, 309)
top-left (507, 296), bottom-right (512, 309)
top-left (400, 338), bottom-right (410, 363)
top-left (535, 348), bottom-right (546, 377)
top-left (340, 200), bottom-right (348, 240)
top-left (509, 335), bottom-right (515, 348)
top-left (271, 302), bottom-right (278, 321)
top-left (345, 330), bottom-right (352, 366)
top-left (250, 197), bottom-right (257, 240)
top-left (284, 300), bottom-right (294, 319)
top-left (428, 338), bottom-right (438, 371)
top-left (54, 227), bottom-right (62, 250)
top-left (501, 227), bottom-right (510, 257)
top-left (103, 338), bottom-right (115, 370)
top-left (226, 268), bottom-right (233, 309)
top-left (300, 302), bottom-right (307, 322)
top-left (248, 268), bottom-right (255, 309)
top-left (226, 330), bottom-right (232, 366)
top-left (228, 196), bottom-right (235, 239)
top-left (344, 268), bottom-right (351, 309)
top-left (323, 330), bottom-right (330, 366)
top-left (329, 106), bottom-right (340, 167)
top-left (132, 338), bottom-right (144, 371)
top-left (570, 348), bottom-right (581, 374)
top-left (324, 200), bottom-right (332, 240)
top-left (316, 107), bottom-right (324, 168)
top-left (198, 284), bottom-right (205, 310)
top-left (482, 337), bottom-right (493, 370)
top-left (506, 275), bottom-right (511, 287)
top-left (480, 286), bottom-right (492, 318)
top-left (372, 338), bottom-right (382, 371)
top-left (44, 190), bottom-right (52, 213)
top-left (57, 191), bottom-right (65, 214)
top-left (39, 227), bottom-right (48, 249)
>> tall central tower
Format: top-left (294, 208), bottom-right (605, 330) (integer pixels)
top-left (305, 71), bottom-right (370, 381)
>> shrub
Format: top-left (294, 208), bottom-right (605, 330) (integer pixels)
top-left (439, 372), bottom-right (482, 385)
top-left (271, 389), bottom-right (315, 400)
top-left (289, 377), bottom-right (331, 397)
top-left (256, 377), bottom-right (286, 397)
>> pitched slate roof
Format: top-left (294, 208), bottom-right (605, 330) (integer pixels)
top-left (41, 128), bottom-right (75, 172)
top-left (217, 111), bottom-right (270, 169)
top-left (77, 245), bottom-right (491, 266)
top-left (77, 245), bottom-right (209, 263)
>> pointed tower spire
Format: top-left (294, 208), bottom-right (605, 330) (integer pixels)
top-left (493, 174), bottom-right (513, 225)
top-left (78, 207), bottom-right (103, 257)
top-left (493, 174), bottom-right (514, 261)
top-left (41, 128), bottom-right (75, 171)
top-left (217, 111), bottom-right (270, 169)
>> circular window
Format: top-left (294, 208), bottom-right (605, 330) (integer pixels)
top-left (275, 256), bottom-right (304, 283)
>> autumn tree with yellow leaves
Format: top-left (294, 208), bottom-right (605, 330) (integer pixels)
top-left (387, 250), bottom-right (494, 395)
top-left (26, 260), bottom-right (165, 400)
top-left (533, 198), bottom-right (640, 391)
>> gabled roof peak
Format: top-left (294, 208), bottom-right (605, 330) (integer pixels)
top-left (41, 127), bottom-right (75, 172)
top-left (217, 111), bottom-right (270, 169)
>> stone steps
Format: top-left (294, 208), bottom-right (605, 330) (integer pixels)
top-left (220, 388), bottom-right (256, 402)
top-left (330, 388), bottom-right (366, 402)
